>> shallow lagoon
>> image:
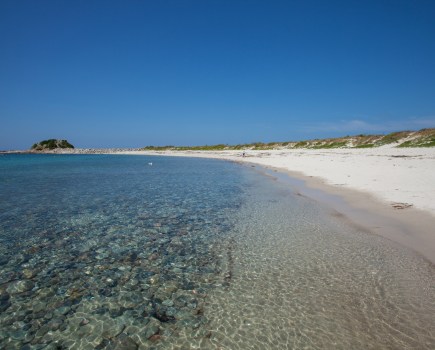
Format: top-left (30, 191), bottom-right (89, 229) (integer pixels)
top-left (0, 154), bottom-right (434, 349)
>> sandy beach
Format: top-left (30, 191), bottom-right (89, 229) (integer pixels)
top-left (125, 147), bottom-right (435, 214)
top-left (119, 146), bottom-right (435, 263)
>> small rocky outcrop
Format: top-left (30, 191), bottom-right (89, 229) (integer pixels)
top-left (31, 139), bottom-right (74, 151)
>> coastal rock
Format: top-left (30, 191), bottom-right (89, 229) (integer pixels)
top-left (35, 325), bottom-right (50, 337)
top-left (149, 275), bottom-right (160, 285)
top-left (37, 287), bottom-right (55, 299)
top-left (129, 320), bottom-right (159, 345)
top-left (9, 329), bottom-right (33, 342)
top-left (54, 305), bottom-right (71, 316)
top-left (148, 253), bottom-right (159, 261)
top-left (0, 271), bottom-right (17, 284)
top-left (22, 268), bottom-right (37, 279)
top-left (0, 300), bottom-right (11, 312)
top-left (31, 139), bottom-right (74, 151)
top-left (118, 292), bottom-right (143, 308)
top-left (154, 282), bottom-right (178, 301)
top-left (47, 318), bottom-right (64, 331)
top-left (102, 333), bottom-right (138, 350)
top-left (6, 280), bottom-right (34, 294)
top-left (101, 320), bottom-right (126, 339)
top-left (162, 299), bottom-right (174, 307)
top-left (0, 290), bottom-right (10, 302)
top-left (32, 302), bottom-right (47, 314)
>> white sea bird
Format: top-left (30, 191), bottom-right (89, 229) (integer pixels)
top-left (148, 162), bottom-right (153, 166)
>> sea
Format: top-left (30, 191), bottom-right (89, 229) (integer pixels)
top-left (0, 154), bottom-right (434, 349)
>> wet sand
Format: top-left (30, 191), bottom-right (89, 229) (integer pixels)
top-left (204, 167), bottom-right (435, 349)
top-left (259, 165), bottom-right (435, 265)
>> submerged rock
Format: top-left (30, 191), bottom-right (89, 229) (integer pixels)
top-left (98, 333), bottom-right (138, 350)
top-left (0, 154), bottom-right (238, 349)
top-left (0, 300), bottom-right (11, 312)
top-left (32, 301), bottom-right (46, 314)
top-left (129, 318), bottom-right (161, 346)
top-left (6, 280), bottom-right (34, 294)
top-left (22, 268), bottom-right (37, 279)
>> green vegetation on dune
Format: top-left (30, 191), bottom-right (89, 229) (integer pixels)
top-left (354, 144), bottom-right (375, 148)
top-left (141, 128), bottom-right (435, 151)
top-left (141, 145), bottom-right (175, 151)
top-left (312, 141), bottom-right (347, 149)
top-left (399, 128), bottom-right (435, 147)
top-left (373, 131), bottom-right (410, 146)
top-left (294, 141), bottom-right (308, 148)
top-left (178, 144), bottom-right (228, 151)
top-left (398, 136), bottom-right (435, 148)
top-left (141, 144), bottom-right (228, 151)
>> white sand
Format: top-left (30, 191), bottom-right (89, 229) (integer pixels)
top-left (126, 146), bottom-right (435, 215)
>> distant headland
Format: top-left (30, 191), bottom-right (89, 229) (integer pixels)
top-left (1, 129), bottom-right (434, 154)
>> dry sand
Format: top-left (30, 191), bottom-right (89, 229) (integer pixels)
top-left (121, 146), bottom-right (435, 263)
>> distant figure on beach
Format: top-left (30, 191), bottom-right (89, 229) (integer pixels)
top-left (242, 152), bottom-right (245, 157)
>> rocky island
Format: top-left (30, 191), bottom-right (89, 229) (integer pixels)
top-left (31, 139), bottom-right (74, 151)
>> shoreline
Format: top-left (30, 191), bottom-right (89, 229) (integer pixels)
top-left (123, 148), bottom-right (435, 213)
top-left (4, 148), bottom-right (435, 263)
top-left (120, 149), bottom-right (435, 264)
top-left (259, 164), bottom-right (435, 265)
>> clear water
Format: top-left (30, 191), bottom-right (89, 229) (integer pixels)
top-left (0, 154), bottom-right (434, 349)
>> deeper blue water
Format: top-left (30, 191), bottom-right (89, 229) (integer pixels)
top-left (0, 154), bottom-right (434, 349)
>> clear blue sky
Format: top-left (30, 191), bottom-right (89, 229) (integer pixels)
top-left (1, 0), bottom-right (435, 149)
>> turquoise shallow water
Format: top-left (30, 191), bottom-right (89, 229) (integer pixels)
top-left (0, 154), bottom-right (434, 349)
top-left (0, 154), bottom-right (244, 348)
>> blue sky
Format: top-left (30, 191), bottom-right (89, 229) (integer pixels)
top-left (1, 0), bottom-right (434, 149)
